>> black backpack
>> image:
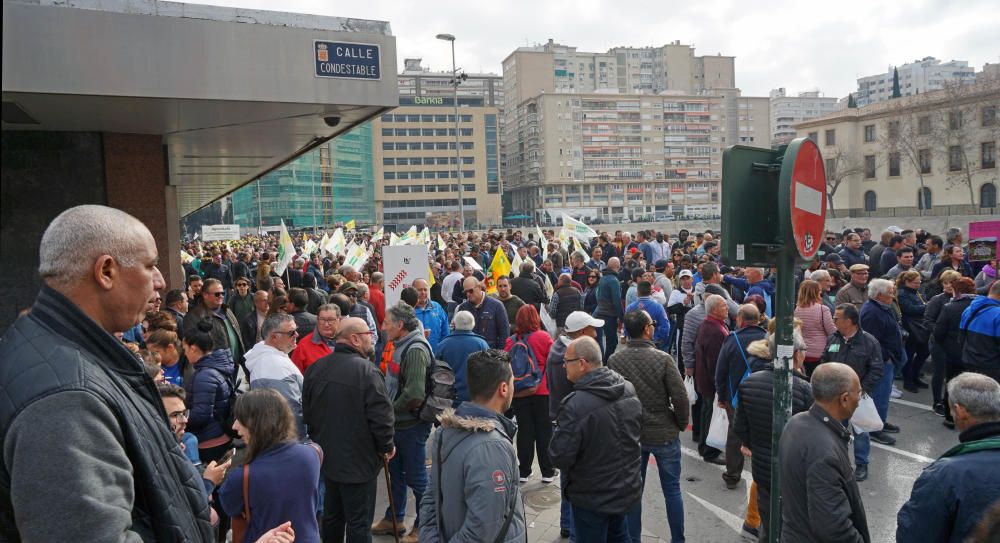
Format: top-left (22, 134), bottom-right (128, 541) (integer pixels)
top-left (399, 341), bottom-right (456, 424)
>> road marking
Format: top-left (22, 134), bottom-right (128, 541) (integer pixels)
top-left (685, 492), bottom-right (744, 534)
top-left (681, 446), bottom-right (754, 503)
top-left (890, 398), bottom-right (933, 411)
top-left (871, 442), bottom-right (935, 463)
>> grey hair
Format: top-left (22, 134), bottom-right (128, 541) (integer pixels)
top-left (810, 269), bottom-right (831, 282)
top-left (356, 283), bottom-right (369, 296)
top-left (867, 278), bottom-right (895, 299)
top-left (570, 336), bottom-right (603, 367)
top-left (452, 310), bottom-right (475, 331)
top-left (571, 250), bottom-right (588, 263)
top-left (811, 362), bottom-right (857, 402)
top-left (947, 373), bottom-right (1000, 422)
top-left (316, 303), bottom-right (341, 316)
top-left (386, 302), bottom-right (420, 332)
top-left (704, 294), bottom-right (727, 315)
top-left (261, 313), bottom-right (295, 340)
top-left (39, 205), bottom-right (148, 289)
top-left (945, 227), bottom-right (962, 243)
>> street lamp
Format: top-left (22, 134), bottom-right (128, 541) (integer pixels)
top-left (436, 33), bottom-right (464, 232)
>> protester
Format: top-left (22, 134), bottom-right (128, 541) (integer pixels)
top-left (436, 310), bottom-right (490, 404)
top-left (164, 287), bottom-right (190, 338)
top-left (229, 277), bottom-right (255, 326)
top-left (183, 319), bottom-right (236, 464)
top-left (931, 245), bottom-right (974, 281)
top-left (504, 305), bottom-right (555, 483)
top-left (457, 276), bottom-right (511, 349)
top-left (185, 277), bottom-right (245, 374)
top-left (925, 270), bottom-right (963, 414)
top-left (147, 328), bottom-right (190, 386)
top-left (795, 280), bottom-right (836, 377)
top-left (511, 261), bottom-right (549, 313)
top-left (548, 273), bottom-right (583, 333)
top-left (896, 271), bottom-right (930, 392)
top-left (413, 277), bottom-right (450, 353)
top-left (624, 281), bottom-right (671, 350)
top-left (835, 264), bottom-right (870, 309)
top-left (694, 294), bottom-right (730, 464)
top-left (960, 280), bottom-right (1000, 383)
top-left (593, 257), bottom-right (625, 362)
top-left (859, 278), bottom-right (903, 442)
top-left (244, 313), bottom-right (306, 439)
top-left (291, 304), bottom-right (341, 373)
top-left (493, 274), bottom-right (528, 328)
top-left (935, 278), bottom-right (979, 428)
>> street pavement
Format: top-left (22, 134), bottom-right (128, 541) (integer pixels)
top-left (372, 382), bottom-right (955, 543)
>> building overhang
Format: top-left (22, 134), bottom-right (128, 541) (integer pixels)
top-left (2, 0), bottom-right (399, 216)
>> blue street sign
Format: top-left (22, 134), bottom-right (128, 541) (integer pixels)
top-left (314, 41), bottom-right (381, 80)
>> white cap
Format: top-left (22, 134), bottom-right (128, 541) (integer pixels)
top-left (564, 311), bottom-right (605, 333)
top-left (887, 226), bottom-right (903, 234)
top-left (678, 269), bottom-right (694, 278)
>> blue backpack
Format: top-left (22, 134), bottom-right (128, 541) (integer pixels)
top-left (509, 334), bottom-right (542, 397)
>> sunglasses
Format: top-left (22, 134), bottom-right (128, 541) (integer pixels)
top-left (464, 288), bottom-right (476, 295)
top-left (207, 291), bottom-right (225, 298)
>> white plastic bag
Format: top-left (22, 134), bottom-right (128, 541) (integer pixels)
top-left (684, 375), bottom-right (698, 405)
top-left (705, 394), bottom-right (729, 450)
top-left (540, 306), bottom-right (557, 335)
top-left (850, 394), bottom-right (883, 433)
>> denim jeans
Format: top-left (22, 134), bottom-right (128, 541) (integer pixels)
top-left (572, 504), bottom-right (630, 543)
top-left (601, 316), bottom-right (619, 363)
top-left (854, 362), bottom-right (894, 465)
top-left (560, 471), bottom-right (575, 541)
top-left (384, 421), bottom-right (431, 524)
top-left (625, 440), bottom-right (684, 543)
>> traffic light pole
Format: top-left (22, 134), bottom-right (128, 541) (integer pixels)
top-left (769, 246), bottom-right (796, 543)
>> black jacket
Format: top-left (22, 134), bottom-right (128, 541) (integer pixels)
top-left (779, 405), bottom-right (870, 543)
top-left (922, 292), bottom-right (952, 337)
top-left (549, 367), bottom-right (642, 515)
top-left (0, 287), bottom-right (212, 542)
top-left (511, 273), bottom-right (548, 312)
top-left (733, 340), bottom-right (813, 490)
top-left (240, 310), bottom-right (262, 354)
top-left (714, 325), bottom-right (768, 406)
top-left (291, 310), bottom-right (317, 339)
top-left (184, 303), bottom-right (244, 365)
top-left (933, 295), bottom-right (975, 367)
top-left (303, 344), bottom-right (395, 483)
top-left (820, 330), bottom-right (885, 393)
top-left (552, 285), bottom-right (582, 328)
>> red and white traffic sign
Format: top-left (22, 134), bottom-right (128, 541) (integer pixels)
top-left (789, 139), bottom-right (827, 260)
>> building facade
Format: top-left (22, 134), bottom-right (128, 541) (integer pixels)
top-left (796, 82), bottom-right (998, 218)
top-left (232, 123), bottom-right (376, 229)
top-left (770, 88), bottom-right (841, 145)
top-left (856, 57), bottom-right (976, 107)
top-left (373, 96), bottom-right (502, 229)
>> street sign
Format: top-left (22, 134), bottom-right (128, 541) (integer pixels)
top-left (201, 224), bottom-right (240, 241)
top-left (721, 145), bottom-right (782, 266)
top-left (314, 41), bottom-right (381, 80)
top-left (781, 138), bottom-right (827, 261)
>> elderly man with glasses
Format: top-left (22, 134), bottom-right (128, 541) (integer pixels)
top-left (292, 304), bottom-right (342, 374)
top-left (835, 264), bottom-right (871, 310)
top-left (244, 313), bottom-right (306, 439)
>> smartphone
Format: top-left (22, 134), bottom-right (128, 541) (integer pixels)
top-left (219, 448), bottom-right (236, 464)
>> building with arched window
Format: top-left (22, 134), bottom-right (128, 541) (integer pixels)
top-left (796, 77), bottom-right (998, 217)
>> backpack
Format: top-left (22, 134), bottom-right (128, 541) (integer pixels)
top-left (509, 334), bottom-right (542, 397)
top-left (400, 341), bottom-right (456, 424)
top-left (209, 369), bottom-right (243, 440)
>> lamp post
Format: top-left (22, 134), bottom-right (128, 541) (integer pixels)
top-left (436, 33), bottom-right (464, 232)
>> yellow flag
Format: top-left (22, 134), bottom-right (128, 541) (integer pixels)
top-left (428, 264), bottom-right (436, 287)
top-left (488, 248), bottom-right (511, 295)
top-left (345, 219), bottom-right (356, 230)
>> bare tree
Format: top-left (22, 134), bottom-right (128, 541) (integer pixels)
top-left (824, 147), bottom-right (866, 218)
top-left (931, 78), bottom-right (1000, 207)
top-left (880, 103), bottom-right (934, 214)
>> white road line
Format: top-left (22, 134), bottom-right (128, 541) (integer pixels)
top-left (871, 442), bottom-right (935, 463)
top-left (685, 492), bottom-right (744, 534)
top-left (680, 446), bottom-right (754, 503)
top-left (890, 398), bottom-right (933, 411)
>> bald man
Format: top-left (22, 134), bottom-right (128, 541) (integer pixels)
top-left (456, 276), bottom-right (510, 349)
top-left (0, 205), bottom-right (213, 541)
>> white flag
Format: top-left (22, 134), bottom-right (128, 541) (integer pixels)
top-left (437, 234), bottom-right (447, 251)
top-left (511, 252), bottom-right (524, 275)
top-left (318, 233), bottom-right (330, 256)
top-left (273, 220), bottom-right (296, 276)
top-left (537, 226), bottom-right (548, 261)
top-left (390, 232), bottom-right (401, 246)
top-left (561, 213), bottom-right (598, 240)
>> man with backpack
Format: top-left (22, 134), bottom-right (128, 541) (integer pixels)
top-left (418, 349), bottom-right (526, 543)
top-left (373, 303), bottom-right (434, 542)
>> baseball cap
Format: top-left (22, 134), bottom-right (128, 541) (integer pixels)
top-left (564, 311), bottom-right (605, 333)
top-left (654, 259), bottom-right (668, 271)
top-left (887, 226), bottom-right (903, 234)
top-left (849, 264), bottom-right (870, 273)
top-left (340, 281), bottom-right (359, 292)
top-left (825, 253), bottom-right (843, 264)
top-left (678, 269), bottom-right (693, 279)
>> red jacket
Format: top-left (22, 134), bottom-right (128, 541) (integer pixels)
top-left (290, 332), bottom-right (333, 374)
top-left (504, 330), bottom-right (554, 396)
top-left (368, 286), bottom-right (386, 326)
top-left (694, 315), bottom-right (729, 398)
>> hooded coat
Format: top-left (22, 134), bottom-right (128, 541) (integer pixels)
top-left (244, 342), bottom-right (305, 439)
top-left (185, 348), bottom-right (235, 443)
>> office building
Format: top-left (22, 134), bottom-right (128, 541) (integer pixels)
top-left (796, 81), bottom-right (998, 217)
top-left (770, 88), bottom-right (841, 145)
top-left (856, 57), bottom-right (976, 107)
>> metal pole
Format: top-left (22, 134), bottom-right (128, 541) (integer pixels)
top-left (451, 40), bottom-right (464, 233)
top-left (769, 247), bottom-right (796, 543)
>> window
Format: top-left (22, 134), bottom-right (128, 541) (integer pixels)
top-left (918, 116), bottom-right (931, 135)
top-left (949, 111), bottom-right (962, 130)
top-left (919, 148), bottom-right (932, 174)
top-left (825, 158), bottom-right (836, 180)
top-left (984, 106), bottom-right (997, 127)
top-left (381, 128), bottom-right (393, 137)
top-left (825, 129), bottom-right (836, 146)
top-left (981, 183), bottom-right (997, 208)
top-left (917, 187), bottom-right (932, 210)
top-left (384, 185), bottom-right (396, 193)
top-left (864, 125), bottom-right (876, 142)
top-left (949, 145), bottom-right (963, 171)
top-left (983, 142), bottom-right (996, 169)
top-left (461, 115), bottom-right (473, 123)
top-left (888, 121), bottom-right (899, 139)
top-left (864, 191), bottom-right (877, 212)
top-left (889, 152), bottom-right (900, 177)
top-left (808, 132), bottom-right (818, 143)
top-left (383, 172), bottom-right (396, 180)
top-left (864, 155), bottom-right (876, 178)
top-left (382, 158), bottom-right (394, 166)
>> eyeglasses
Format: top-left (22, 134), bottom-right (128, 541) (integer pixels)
top-left (352, 331), bottom-right (377, 339)
top-left (275, 329), bottom-right (299, 337)
top-left (318, 317), bottom-right (339, 324)
top-left (207, 291), bottom-right (225, 298)
top-left (825, 237), bottom-right (836, 241)
top-left (646, 320), bottom-right (657, 327)
top-left (564, 356), bottom-right (586, 366)
top-left (464, 288), bottom-right (476, 295)
top-left (168, 409), bottom-right (190, 421)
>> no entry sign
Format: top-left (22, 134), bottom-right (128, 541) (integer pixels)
top-left (786, 139), bottom-right (827, 260)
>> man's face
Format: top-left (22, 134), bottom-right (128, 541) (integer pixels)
top-left (273, 277), bottom-right (285, 290)
top-left (414, 280), bottom-right (430, 305)
top-left (564, 344), bottom-right (586, 383)
top-left (383, 316), bottom-right (405, 342)
top-left (212, 253), bottom-right (222, 265)
top-left (862, 229), bottom-right (871, 241)
top-left (110, 232), bottom-right (165, 331)
top-left (833, 309), bottom-right (855, 335)
top-left (162, 396), bottom-right (188, 440)
top-left (465, 279), bottom-right (484, 305)
top-left (899, 252), bottom-right (914, 267)
top-left (840, 374), bottom-right (863, 418)
top-left (593, 248), bottom-right (602, 260)
top-left (851, 270), bottom-right (868, 286)
top-left (497, 279), bottom-right (511, 298)
top-left (816, 275), bottom-right (832, 292)
top-left (317, 310), bottom-right (340, 339)
top-left (847, 235), bottom-right (862, 250)
top-left (175, 292), bottom-right (189, 313)
top-left (236, 281), bottom-right (250, 296)
top-left (203, 283), bottom-right (225, 310)
top-left (904, 234), bottom-right (916, 247)
top-left (253, 292), bottom-right (269, 313)
top-left (270, 320), bottom-right (299, 354)
top-left (641, 311), bottom-right (655, 340)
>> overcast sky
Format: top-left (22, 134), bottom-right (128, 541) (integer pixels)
top-left (204, 0), bottom-right (997, 99)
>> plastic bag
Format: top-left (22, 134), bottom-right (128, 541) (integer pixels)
top-left (705, 394), bottom-right (729, 450)
top-left (850, 394), bottom-right (883, 433)
top-left (540, 306), bottom-right (557, 335)
top-left (684, 375), bottom-right (698, 405)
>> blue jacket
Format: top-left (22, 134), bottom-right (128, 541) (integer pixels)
top-left (436, 330), bottom-right (490, 403)
top-left (896, 421), bottom-right (1000, 543)
top-left (185, 348), bottom-right (234, 443)
top-left (859, 300), bottom-right (905, 365)
top-left (959, 295), bottom-right (1000, 378)
top-left (723, 275), bottom-right (775, 317)
top-left (594, 274), bottom-right (624, 319)
top-left (625, 297), bottom-right (671, 348)
top-left (838, 247), bottom-right (868, 268)
top-left (457, 296), bottom-right (511, 350)
top-left (415, 300), bottom-right (450, 353)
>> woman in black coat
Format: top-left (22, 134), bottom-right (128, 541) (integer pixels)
top-left (896, 271), bottom-right (929, 393)
top-left (932, 277), bottom-right (977, 426)
top-left (923, 269), bottom-right (962, 413)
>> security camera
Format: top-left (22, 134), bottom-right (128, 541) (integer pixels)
top-left (323, 116), bottom-right (341, 128)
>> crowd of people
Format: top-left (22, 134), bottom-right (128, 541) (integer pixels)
top-left (2, 204), bottom-right (999, 543)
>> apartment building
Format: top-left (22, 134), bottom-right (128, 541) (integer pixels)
top-left (770, 88), bottom-right (841, 145)
top-left (398, 58), bottom-right (503, 108)
top-left (373, 95), bottom-right (502, 229)
top-left (856, 57), bottom-right (976, 107)
top-left (506, 92), bottom-right (726, 223)
top-left (796, 81), bottom-right (998, 217)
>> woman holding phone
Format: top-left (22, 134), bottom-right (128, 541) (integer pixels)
top-left (183, 319), bottom-right (235, 464)
top-left (220, 389), bottom-right (322, 543)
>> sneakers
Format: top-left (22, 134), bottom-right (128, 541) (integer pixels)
top-left (541, 474), bottom-right (556, 484)
top-left (402, 529), bottom-right (419, 543)
top-left (855, 464), bottom-right (869, 482)
top-left (890, 386), bottom-right (903, 399)
top-left (742, 522), bottom-right (760, 538)
top-left (869, 431), bottom-right (896, 445)
top-left (519, 476), bottom-right (529, 484)
top-left (371, 517), bottom-right (405, 536)
top-left (882, 422), bottom-right (900, 433)
top-left (933, 403), bottom-right (947, 417)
